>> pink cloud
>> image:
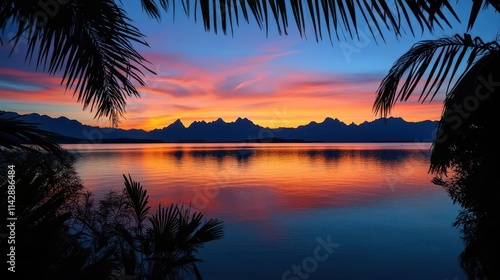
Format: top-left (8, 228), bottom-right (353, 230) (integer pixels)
top-left (0, 49), bottom-right (443, 131)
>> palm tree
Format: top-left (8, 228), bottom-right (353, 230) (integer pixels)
top-left (123, 174), bottom-right (224, 280)
top-left (2, 1), bottom-right (498, 277)
top-left (1, 0), bottom-right (153, 126)
top-left (372, 28), bottom-right (499, 279)
top-left (1, 0), bottom-right (486, 126)
top-left (0, 149), bottom-right (113, 280)
top-left (73, 174), bottom-right (224, 280)
top-left (139, 1), bottom-right (497, 278)
top-left (372, 33), bottom-right (499, 169)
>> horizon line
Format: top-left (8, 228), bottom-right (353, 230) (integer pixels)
top-left (2, 110), bottom-right (439, 132)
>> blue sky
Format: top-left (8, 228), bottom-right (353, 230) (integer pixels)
top-left (0, 2), bottom-right (498, 130)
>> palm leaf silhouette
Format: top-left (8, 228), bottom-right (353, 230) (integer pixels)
top-left (1, 1), bottom-right (154, 126)
top-left (429, 51), bottom-right (499, 174)
top-left (140, 0), bottom-right (459, 42)
top-left (373, 34), bottom-right (500, 118)
top-left (372, 33), bottom-right (499, 181)
top-left (467, 0), bottom-right (500, 30)
top-left (123, 174), bottom-right (151, 228)
top-left (3, 1), bottom-right (498, 125)
top-left (0, 113), bottom-right (63, 154)
top-left (147, 202), bottom-right (223, 279)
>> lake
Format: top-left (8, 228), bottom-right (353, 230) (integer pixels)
top-left (63, 143), bottom-right (465, 280)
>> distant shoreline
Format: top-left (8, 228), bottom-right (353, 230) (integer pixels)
top-left (5, 111), bottom-right (438, 144)
top-left (55, 137), bottom-right (434, 144)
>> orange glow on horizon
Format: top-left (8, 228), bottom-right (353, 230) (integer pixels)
top-left (0, 48), bottom-right (444, 131)
top-left (71, 143), bottom-right (437, 221)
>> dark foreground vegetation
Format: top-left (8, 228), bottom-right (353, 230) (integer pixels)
top-left (1, 1), bottom-right (499, 279)
top-left (0, 147), bottom-right (223, 280)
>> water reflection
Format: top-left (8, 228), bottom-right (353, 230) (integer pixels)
top-left (458, 206), bottom-right (500, 279)
top-left (67, 143), bottom-right (435, 220)
top-left (189, 149), bottom-right (254, 161)
top-left (436, 166), bottom-right (500, 279)
top-left (64, 143), bottom-right (465, 279)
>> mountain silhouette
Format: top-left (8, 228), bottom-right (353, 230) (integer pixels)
top-left (1, 111), bottom-right (438, 143)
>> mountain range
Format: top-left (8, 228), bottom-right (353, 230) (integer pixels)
top-left (1, 111), bottom-right (439, 143)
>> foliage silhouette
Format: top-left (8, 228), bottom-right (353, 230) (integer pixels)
top-left (71, 174), bottom-right (224, 280)
top-left (368, 5), bottom-right (499, 279)
top-left (2, 1), bottom-right (499, 278)
top-left (373, 35), bottom-right (500, 117)
top-left (0, 112), bottom-right (63, 154)
top-left (432, 75), bottom-right (499, 278)
top-left (1, 0), bottom-right (153, 126)
top-left (138, 0), bottom-right (459, 40)
top-left (0, 149), bottom-right (90, 279)
top-left (0, 148), bottom-right (223, 279)
top-left (2, 0), bottom-right (487, 125)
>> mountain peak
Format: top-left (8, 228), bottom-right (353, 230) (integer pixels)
top-left (167, 119), bottom-right (185, 129)
top-left (322, 117), bottom-right (338, 123)
top-left (322, 117), bottom-right (345, 127)
top-left (371, 117), bottom-right (406, 125)
top-left (1, 110), bottom-right (438, 143)
top-left (235, 117), bottom-right (253, 124)
top-left (388, 116), bottom-right (404, 122)
top-left (188, 120), bottom-right (207, 129)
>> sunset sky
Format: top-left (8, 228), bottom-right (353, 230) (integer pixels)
top-left (0, 2), bottom-right (498, 131)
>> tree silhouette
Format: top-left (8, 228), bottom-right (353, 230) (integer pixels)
top-left (0, 0), bottom-right (484, 125)
top-left (1, 0), bottom-right (153, 126)
top-left (0, 155), bottom-right (224, 280)
top-left (2, 1), bottom-right (499, 278)
top-left (0, 150), bottom-right (90, 279)
top-left (1, 1), bottom-right (497, 129)
top-left (72, 174), bottom-right (224, 280)
top-left (429, 50), bottom-right (499, 279)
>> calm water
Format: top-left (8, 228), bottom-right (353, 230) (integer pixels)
top-left (64, 143), bottom-right (465, 279)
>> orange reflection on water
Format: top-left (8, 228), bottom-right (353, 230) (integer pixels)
top-left (67, 143), bottom-right (437, 221)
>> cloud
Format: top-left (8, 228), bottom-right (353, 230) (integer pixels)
top-left (0, 80), bottom-right (43, 91)
top-left (236, 101), bottom-right (277, 109)
top-left (0, 49), bottom-right (443, 131)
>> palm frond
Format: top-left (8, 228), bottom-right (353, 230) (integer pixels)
top-left (123, 174), bottom-right (151, 227)
top-left (468, 0), bottom-right (500, 31)
top-left (149, 203), bottom-right (179, 251)
top-left (191, 217), bottom-right (224, 243)
top-left (192, 262), bottom-right (203, 280)
top-left (430, 52), bottom-right (500, 175)
top-left (1, 0), bottom-right (153, 126)
top-left (175, 205), bottom-right (223, 252)
top-left (146, 0), bottom-right (458, 43)
top-left (0, 113), bottom-right (63, 154)
top-left (141, 0), bottom-right (163, 20)
top-left (374, 34), bottom-right (500, 117)
top-left (146, 202), bottom-right (224, 278)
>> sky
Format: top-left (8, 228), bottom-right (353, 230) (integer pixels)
top-left (0, 2), bottom-right (499, 131)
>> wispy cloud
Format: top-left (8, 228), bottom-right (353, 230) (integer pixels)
top-left (0, 48), bottom-right (442, 131)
